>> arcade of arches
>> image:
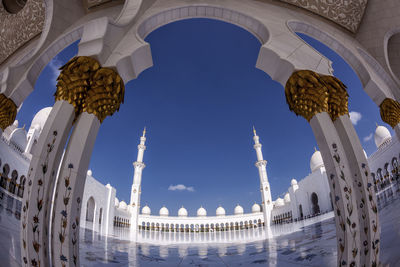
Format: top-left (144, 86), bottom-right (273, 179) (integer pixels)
top-left (1, 1), bottom-right (400, 267)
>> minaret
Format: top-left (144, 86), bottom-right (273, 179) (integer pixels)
top-left (130, 127), bottom-right (147, 231)
top-left (253, 126), bottom-right (273, 228)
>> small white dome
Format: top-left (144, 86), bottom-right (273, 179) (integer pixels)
top-left (142, 205), bottom-right (151, 215)
top-left (275, 198), bottom-right (284, 207)
top-left (114, 198), bottom-right (119, 207)
top-left (216, 206), bottom-right (226, 216)
top-left (87, 170), bottom-right (92, 176)
top-left (159, 206), bottom-right (169, 216)
top-left (251, 203), bottom-right (261, 213)
top-left (178, 206), bottom-right (188, 217)
top-left (374, 125), bottom-right (391, 148)
top-left (310, 150), bottom-right (324, 172)
top-left (197, 206), bottom-right (207, 217)
top-left (291, 179), bottom-right (298, 186)
top-left (234, 204), bottom-right (244, 215)
top-left (119, 201), bottom-right (127, 210)
top-left (9, 128), bottom-right (27, 150)
top-left (13, 120), bottom-right (18, 127)
top-left (30, 107), bottom-right (52, 132)
top-left (284, 193), bottom-right (291, 203)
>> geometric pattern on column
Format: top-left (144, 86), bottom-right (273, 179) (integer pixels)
top-left (0, 93), bottom-right (17, 131)
top-left (379, 98), bottom-right (400, 128)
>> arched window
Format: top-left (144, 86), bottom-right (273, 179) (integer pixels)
top-left (8, 169), bottom-right (18, 194)
top-left (86, 197), bottom-right (95, 222)
top-left (17, 175), bottom-right (26, 197)
top-left (1, 163), bottom-right (10, 188)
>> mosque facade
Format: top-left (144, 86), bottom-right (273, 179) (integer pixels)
top-left (1, 107), bottom-right (398, 236)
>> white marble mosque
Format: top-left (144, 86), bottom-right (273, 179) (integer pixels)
top-left (1, 107), bottom-right (399, 238)
top-left (2, 0), bottom-right (400, 266)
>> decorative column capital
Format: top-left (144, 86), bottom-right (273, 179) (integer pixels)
top-left (285, 70), bottom-right (329, 121)
top-left (83, 68), bottom-right (125, 123)
top-left (54, 56), bottom-right (100, 116)
top-left (321, 75), bottom-right (349, 121)
top-left (379, 98), bottom-right (400, 128)
top-left (54, 56), bottom-right (125, 123)
top-left (0, 93), bottom-right (17, 131)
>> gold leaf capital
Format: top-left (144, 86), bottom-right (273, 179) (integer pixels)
top-left (380, 98), bottom-right (400, 128)
top-left (0, 94), bottom-right (17, 131)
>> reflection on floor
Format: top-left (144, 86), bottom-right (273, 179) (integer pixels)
top-left (1, 192), bottom-right (400, 266)
top-left (80, 195), bottom-right (400, 266)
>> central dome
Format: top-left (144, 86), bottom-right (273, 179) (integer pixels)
top-left (197, 206), bottom-right (207, 217)
top-left (310, 150), bottom-right (324, 172)
top-left (178, 206), bottom-right (188, 217)
top-left (234, 204), bottom-right (244, 215)
top-left (275, 198), bottom-right (284, 207)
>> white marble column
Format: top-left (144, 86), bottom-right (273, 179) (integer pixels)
top-left (310, 112), bottom-right (361, 266)
top-left (51, 112), bottom-right (100, 267)
top-left (20, 100), bottom-right (75, 267)
top-left (334, 115), bottom-right (380, 266)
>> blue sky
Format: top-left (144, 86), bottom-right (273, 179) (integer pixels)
top-left (16, 18), bottom-right (391, 216)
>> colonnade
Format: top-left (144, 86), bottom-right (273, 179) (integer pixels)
top-left (138, 219), bottom-right (264, 232)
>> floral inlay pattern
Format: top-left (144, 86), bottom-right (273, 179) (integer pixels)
top-left (59, 163), bottom-right (73, 266)
top-left (279, 0), bottom-right (367, 33)
top-left (0, 0), bottom-right (45, 64)
top-left (21, 130), bottom-right (57, 266)
top-left (330, 143), bottom-right (358, 266)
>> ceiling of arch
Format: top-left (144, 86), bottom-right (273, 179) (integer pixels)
top-left (277, 0), bottom-right (368, 32)
top-left (0, 0), bottom-right (368, 65)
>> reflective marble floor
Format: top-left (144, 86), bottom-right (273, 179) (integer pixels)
top-left (80, 195), bottom-right (400, 266)
top-left (1, 193), bottom-right (400, 266)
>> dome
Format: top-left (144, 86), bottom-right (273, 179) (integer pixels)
top-left (284, 193), bottom-right (291, 203)
top-left (310, 150), bottom-right (324, 172)
top-left (119, 201), bottom-right (127, 210)
top-left (159, 206), bottom-right (169, 216)
top-left (251, 203), bottom-right (261, 213)
top-left (234, 204), bottom-right (244, 215)
top-left (178, 206), bottom-right (188, 217)
top-left (87, 170), bottom-right (92, 176)
top-left (30, 107), bottom-right (52, 132)
top-left (142, 205), bottom-right (151, 215)
top-left (197, 206), bottom-right (207, 217)
top-left (114, 198), bottom-right (119, 207)
top-left (216, 206), bottom-right (226, 216)
top-left (9, 128), bottom-right (27, 151)
top-left (13, 120), bottom-right (18, 127)
top-left (275, 198), bottom-right (284, 207)
top-left (291, 179), bottom-right (298, 186)
top-left (374, 125), bottom-right (391, 148)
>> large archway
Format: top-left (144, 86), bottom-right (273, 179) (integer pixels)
top-left (11, 3), bottom-right (391, 267)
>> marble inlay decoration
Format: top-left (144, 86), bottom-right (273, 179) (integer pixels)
top-left (279, 0), bottom-right (368, 33)
top-left (0, 0), bottom-right (45, 64)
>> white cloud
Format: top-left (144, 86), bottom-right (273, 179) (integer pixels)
top-left (168, 184), bottom-right (194, 192)
top-left (363, 133), bottom-right (373, 142)
top-left (349, 111), bottom-right (362, 125)
top-left (48, 57), bottom-right (63, 86)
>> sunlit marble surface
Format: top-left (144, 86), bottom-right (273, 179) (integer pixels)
top-left (1, 190), bottom-right (400, 266)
